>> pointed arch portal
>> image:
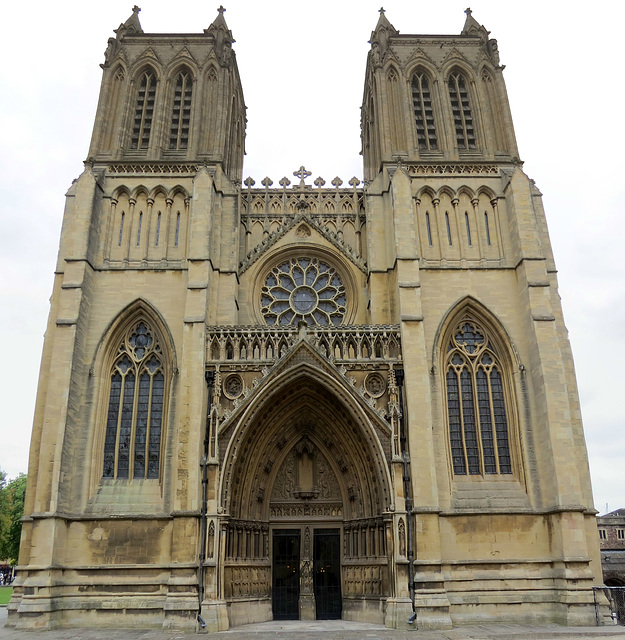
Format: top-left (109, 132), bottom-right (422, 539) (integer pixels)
top-left (216, 359), bottom-right (396, 624)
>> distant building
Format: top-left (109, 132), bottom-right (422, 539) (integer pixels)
top-left (598, 509), bottom-right (625, 586)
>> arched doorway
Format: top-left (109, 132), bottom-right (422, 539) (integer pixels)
top-left (217, 359), bottom-right (395, 627)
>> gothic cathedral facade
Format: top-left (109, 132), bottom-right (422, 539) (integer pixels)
top-left (9, 7), bottom-right (603, 632)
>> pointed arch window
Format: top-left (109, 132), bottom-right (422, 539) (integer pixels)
top-left (448, 72), bottom-right (476, 149)
top-left (411, 72), bottom-right (437, 150)
top-left (103, 320), bottom-right (166, 479)
top-left (445, 318), bottom-right (512, 475)
top-left (131, 69), bottom-right (157, 150)
top-left (169, 69), bottom-right (193, 150)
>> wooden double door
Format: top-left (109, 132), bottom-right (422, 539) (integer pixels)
top-left (272, 528), bottom-right (342, 620)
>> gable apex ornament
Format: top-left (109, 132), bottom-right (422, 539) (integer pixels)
top-left (114, 5), bottom-right (143, 38)
top-left (204, 5), bottom-right (235, 66)
top-left (461, 7), bottom-right (501, 66)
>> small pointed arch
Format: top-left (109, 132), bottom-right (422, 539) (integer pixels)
top-left (130, 64), bottom-right (159, 150)
top-left (437, 185), bottom-right (456, 201)
top-left (168, 64), bottom-right (195, 150)
top-left (210, 337), bottom-right (221, 360)
top-left (101, 63), bottom-right (127, 152)
top-left (168, 184), bottom-right (190, 200)
top-left (252, 198), bottom-right (264, 214)
top-left (360, 336), bottom-right (371, 359)
top-left (340, 198), bottom-right (353, 213)
top-left (131, 185), bottom-right (150, 201)
top-left (456, 185), bottom-right (476, 200)
top-left (416, 185), bottom-right (437, 202)
top-left (386, 64), bottom-right (400, 83)
top-left (318, 336), bottom-right (331, 359)
top-left (205, 63), bottom-right (219, 83)
top-left (324, 200), bottom-right (336, 213)
top-left (112, 185), bottom-right (132, 201)
top-left (410, 65), bottom-right (438, 151)
top-left (239, 338), bottom-right (248, 360)
top-left (287, 197), bottom-right (299, 214)
top-left (446, 65), bottom-right (477, 150)
top-left (346, 337), bottom-right (357, 360)
top-left (94, 299), bottom-right (175, 483)
top-left (475, 185), bottom-right (497, 201)
top-left (269, 197), bottom-right (281, 214)
top-left (111, 62), bottom-right (127, 82)
top-left (435, 297), bottom-right (521, 478)
top-left (167, 59), bottom-right (198, 83)
top-left (149, 185), bottom-right (168, 201)
top-left (251, 337), bottom-right (261, 360)
top-left (225, 339), bottom-right (234, 360)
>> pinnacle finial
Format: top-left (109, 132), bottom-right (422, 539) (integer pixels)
top-left (218, 5), bottom-right (226, 14)
top-left (132, 5), bottom-right (141, 13)
top-left (465, 7), bottom-right (472, 17)
top-left (379, 7), bottom-right (385, 14)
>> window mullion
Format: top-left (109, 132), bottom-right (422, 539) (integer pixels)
top-left (471, 359), bottom-right (486, 477)
top-left (113, 372), bottom-right (125, 478)
top-left (457, 368), bottom-right (470, 474)
top-left (145, 372), bottom-right (154, 480)
top-left (487, 368), bottom-right (501, 474)
top-left (129, 364), bottom-right (140, 480)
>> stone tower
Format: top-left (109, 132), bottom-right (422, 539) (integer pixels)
top-left (9, 7), bottom-right (605, 632)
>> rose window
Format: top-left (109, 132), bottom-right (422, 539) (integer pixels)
top-left (261, 257), bottom-right (346, 326)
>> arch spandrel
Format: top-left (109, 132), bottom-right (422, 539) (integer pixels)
top-left (218, 342), bottom-right (394, 521)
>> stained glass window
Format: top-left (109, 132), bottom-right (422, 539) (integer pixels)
top-left (445, 318), bottom-right (512, 475)
top-left (103, 321), bottom-right (165, 479)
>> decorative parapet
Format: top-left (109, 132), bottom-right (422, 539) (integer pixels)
top-left (106, 163), bottom-right (201, 174)
top-left (206, 324), bottom-right (401, 366)
top-left (407, 163), bottom-right (499, 176)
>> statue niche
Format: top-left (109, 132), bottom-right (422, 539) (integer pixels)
top-left (271, 437), bottom-right (341, 504)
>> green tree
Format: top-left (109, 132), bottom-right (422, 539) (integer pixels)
top-left (0, 472), bottom-right (27, 565)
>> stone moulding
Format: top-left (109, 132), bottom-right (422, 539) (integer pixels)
top-left (407, 164), bottom-right (499, 175)
top-left (106, 163), bottom-right (200, 174)
top-left (206, 324), bottom-right (402, 366)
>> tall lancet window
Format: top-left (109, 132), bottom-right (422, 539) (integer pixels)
top-left (169, 68), bottom-right (193, 150)
top-left (103, 320), bottom-right (166, 479)
top-left (445, 318), bottom-right (512, 476)
top-left (411, 72), bottom-right (437, 150)
top-left (131, 68), bottom-right (157, 150)
top-left (448, 71), bottom-right (476, 149)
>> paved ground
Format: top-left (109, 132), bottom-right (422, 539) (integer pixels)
top-left (2, 608), bottom-right (625, 640)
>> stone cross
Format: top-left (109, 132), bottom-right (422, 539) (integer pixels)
top-left (218, 5), bottom-right (226, 14)
top-left (293, 166), bottom-right (312, 187)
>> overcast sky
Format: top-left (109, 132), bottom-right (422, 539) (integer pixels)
top-left (0, 1), bottom-right (623, 514)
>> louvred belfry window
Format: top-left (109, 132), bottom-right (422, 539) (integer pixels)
top-left (411, 72), bottom-right (438, 150)
top-left (445, 319), bottom-right (512, 475)
top-left (169, 69), bottom-right (193, 150)
top-left (131, 69), bottom-right (157, 150)
top-left (103, 321), bottom-right (165, 479)
top-left (448, 72), bottom-right (476, 150)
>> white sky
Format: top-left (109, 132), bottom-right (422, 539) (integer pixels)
top-left (0, 1), bottom-right (623, 514)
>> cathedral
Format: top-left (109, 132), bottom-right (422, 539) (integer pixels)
top-left (9, 6), bottom-right (605, 632)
